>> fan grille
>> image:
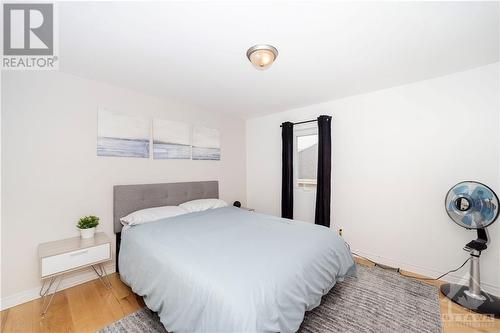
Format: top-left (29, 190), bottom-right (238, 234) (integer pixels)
top-left (445, 181), bottom-right (499, 229)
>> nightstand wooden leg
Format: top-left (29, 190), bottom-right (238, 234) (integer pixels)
top-left (92, 263), bottom-right (112, 289)
top-left (39, 275), bottom-right (63, 316)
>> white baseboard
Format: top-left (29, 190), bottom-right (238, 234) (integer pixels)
top-left (352, 248), bottom-right (500, 296)
top-left (0, 263), bottom-right (116, 311)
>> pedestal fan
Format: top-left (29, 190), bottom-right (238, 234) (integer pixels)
top-left (441, 181), bottom-right (500, 317)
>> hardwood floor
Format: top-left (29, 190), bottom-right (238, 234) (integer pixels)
top-left (0, 274), bottom-right (144, 333)
top-left (1, 262), bottom-right (498, 333)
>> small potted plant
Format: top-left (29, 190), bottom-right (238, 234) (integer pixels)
top-left (77, 215), bottom-right (99, 239)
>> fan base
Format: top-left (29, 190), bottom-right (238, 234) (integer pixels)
top-left (441, 283), bottom-right (500, 318)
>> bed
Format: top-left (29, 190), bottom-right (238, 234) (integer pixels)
top-left (114, 181), bottom-right (355, 333)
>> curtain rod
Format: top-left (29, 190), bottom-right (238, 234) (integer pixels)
top-left (279, 119), bottom-right (317, 127)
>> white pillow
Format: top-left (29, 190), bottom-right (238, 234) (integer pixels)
top-left (179, 198), bottom-right (227, 213)
top-left (120, 205), bottom-right (188, 227)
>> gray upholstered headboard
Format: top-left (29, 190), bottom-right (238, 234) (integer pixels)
top-left (113, 181), bottom-right (219, 233)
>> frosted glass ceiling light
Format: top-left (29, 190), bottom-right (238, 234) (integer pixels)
top-left (246, 44), bottom-right (278, 70)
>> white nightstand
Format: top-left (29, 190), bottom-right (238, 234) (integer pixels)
top-left (38, 232), bottom-right (112, 315)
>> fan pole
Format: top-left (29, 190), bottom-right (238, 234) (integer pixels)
top-left (465, 249), bottom-right (485, 300)
top-left (465, 229), bottom-right (487, 300)
top-left (440, 230), bottom-right (500, 317)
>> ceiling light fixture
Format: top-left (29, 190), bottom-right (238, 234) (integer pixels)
top-left (246, 44), bottom-right (278, 70)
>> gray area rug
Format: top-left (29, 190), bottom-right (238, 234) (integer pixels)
top-left (98, 265), bottom-right (442, 333)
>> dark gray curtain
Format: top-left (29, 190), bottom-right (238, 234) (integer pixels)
top-left (315, 115), bottom-right (332, 227)
top-left (281, 122), bottom-right (294, 219)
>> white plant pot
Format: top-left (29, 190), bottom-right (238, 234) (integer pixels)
top-left (80, 227), bottom-right (96, 239)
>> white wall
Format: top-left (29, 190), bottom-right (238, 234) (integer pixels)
top-left (247, 63), bottom-right (500, 295)
top-left (1, 71), bottom-right (246, 307)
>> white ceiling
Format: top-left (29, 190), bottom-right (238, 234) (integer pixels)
top-left (59, 1), bottom-right (499, 118)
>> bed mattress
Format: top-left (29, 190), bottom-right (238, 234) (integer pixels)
top-left (119, 206), bottom-right (355, 333)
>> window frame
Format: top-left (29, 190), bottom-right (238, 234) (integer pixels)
top-left (294, 126), bottom-right (318, 191)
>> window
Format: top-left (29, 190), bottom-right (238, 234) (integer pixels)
top-left (296, 132), bottom-right (318, 189)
